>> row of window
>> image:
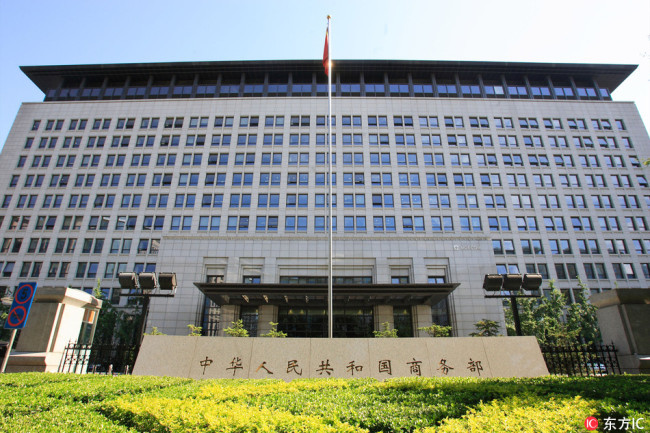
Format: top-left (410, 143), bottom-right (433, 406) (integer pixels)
top-left (31, 116), bottom-right (628, 133)
top-left (3, 257), bottom-right (648, 283)
top-left (0, 236), bottom-right (160, 256)
top-left (3, 235), bottom-right (650, 286)
top-left (46, 72), bottom-right (613, 101)
top-left (495, 262), bottom-right (649, 282)
top-left (5, 169), bottom-right (648, 210)
top-left (6, 171), bottom-right (650, 207)
top-left (12, 143), bottom-right (650, 179)
top-left (5, 176), bottom-right (650, 211)
top-left (17, 144), bottom-right (643, 174)
top-left (492, 238), bottom-right (650, 256)
top-left (0, 260), bottom-right (156, 280)
top-left (23, 131), bottom-right (636, 152)
top-left (5, 190), bottom-right (649, 212)
top-left (2, 212), bottom-right (648, 237)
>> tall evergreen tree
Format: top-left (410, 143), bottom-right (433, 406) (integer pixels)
top-left (504, 280), bottom-right (601, 346)
top-left (93, 280), bottom-right (138, 345)
top-left (565, 279), bottom-right (602, 345)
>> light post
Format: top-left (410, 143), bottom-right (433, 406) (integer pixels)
top-left (117, 272), bottom-right (177, 346)
top-left (483, 273), bottom-right (542, 336)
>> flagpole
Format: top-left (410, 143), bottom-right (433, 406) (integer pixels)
top-left (326, 15), bottom-right (333, 339)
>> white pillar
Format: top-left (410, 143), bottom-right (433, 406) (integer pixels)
top-left (413, 305), bottom-right (433, 337)
top-left (257, 305), bottom-right (278, 336)
top-left (218, 305), bottom-right (240, 336)
top-left (373, 305), bottom-right (394, 333)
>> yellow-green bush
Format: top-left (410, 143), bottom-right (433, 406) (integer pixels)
top-left (419, 395), bottom-right (595, 433)
top-left (0, 373), bottom-right (648, 433)
top-left (104, 397), bottom-right (366, 433)
top-left (0, 404), bottom-right (136, 433)
top-left (196, 378), bottom-right (352, 401)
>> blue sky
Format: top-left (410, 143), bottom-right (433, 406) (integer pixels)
top-left (1, 0), bottom-right (649, 147)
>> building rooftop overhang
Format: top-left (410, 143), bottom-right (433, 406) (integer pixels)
top-left (194, 282), bottom-right (460, 307)
top-left (21, 59), bottom-right (637, 95)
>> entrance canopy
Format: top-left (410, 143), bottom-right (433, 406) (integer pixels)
top-left (194, 282), bottom-right (459, 307)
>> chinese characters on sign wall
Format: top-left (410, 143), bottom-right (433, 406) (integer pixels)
top-left (199, 356), bottom-right (213, 375)
top-left (134, 336), bottom-right (549, 379)
top-left (199, 355), bottom-right (486, 377)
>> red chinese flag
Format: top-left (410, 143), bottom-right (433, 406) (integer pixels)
top-left (323, 29), bottom-right (329, 75)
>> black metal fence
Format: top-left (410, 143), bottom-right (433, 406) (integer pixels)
top-left (58, 342), bottom-right (139, 375)
top-left (540, 343), bottom-right (621, 376)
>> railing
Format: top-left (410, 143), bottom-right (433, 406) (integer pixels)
top-left (540, 343), bottom-right (621, 376)
top-left (58, 342), bottom-right (139, 375)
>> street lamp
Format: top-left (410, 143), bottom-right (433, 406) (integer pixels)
top-left (158, 273), bottom-right (177, 291)
top-left (117, 272), bottom-right (177, 346)
top-left (118, 272), bottom-right (138, 290)
top-left (138, 273), bottom-right (157, 293)
top-left (483, 273), bottom-right (542, 336)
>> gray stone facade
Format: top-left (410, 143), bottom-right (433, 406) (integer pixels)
top-left (0, 60), bottom-right (648, 338)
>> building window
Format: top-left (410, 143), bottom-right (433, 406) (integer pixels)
top-left (239, 306), bottom-right (258, 337)
top-left (393, 306), bottom-right (413, 337)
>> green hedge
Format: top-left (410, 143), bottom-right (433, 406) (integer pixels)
top-left (0, 373), bottom-right (648, 432)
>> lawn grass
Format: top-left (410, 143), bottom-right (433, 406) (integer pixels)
top-left (0, 373), bottom-right (648, 432)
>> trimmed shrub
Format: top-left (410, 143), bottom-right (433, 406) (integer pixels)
top-left (422, 395), bottom-right (595, 433)
top-left (0, 373), bottom-right (648, 433)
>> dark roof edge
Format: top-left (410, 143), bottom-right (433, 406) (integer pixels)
top-left (20, 59), bottom-right (638, 94)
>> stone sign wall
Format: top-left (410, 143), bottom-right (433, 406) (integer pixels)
top-left (133, 336), bottom-right (548, 380)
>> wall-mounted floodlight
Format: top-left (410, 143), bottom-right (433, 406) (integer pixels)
top-left (138, 273), bottom-right (157, 292)
top-left (118, 272), bottom-right (138, 290)
top-left (522, 273), bottom-right (542, 291)
top-left (482, 274), bottom-right (504, 291)
top-left (503, 274), bottom-right (523, 291)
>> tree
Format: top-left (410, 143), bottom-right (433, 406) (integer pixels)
top-left (469, 319), bottom-right (500, 337)
top-left (260, 322), bottom-right (287, 338)
top-left (504, 280), bottom-right (601, 346)
top-left (223, 319), bottom-right (249, 337)
top-left (145, 326), bottom-right (165, 336)
top-left (565, 279), bottom-right (601, 345)
top-left (504, 296), bottom-right (538, 337)
top-left (187, 324), bottom-right (202, 336)
top-left (92, 280), bottom-right (138, 345)
top-left (534, 281), bottom-right (576, 345)
top-left (373, 322), bottom-right (398, 338)
top-left (418, 323), bottom-right (452, 337)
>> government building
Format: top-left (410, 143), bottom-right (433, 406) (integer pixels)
top-left (0, 59), bottom-right (648, 338)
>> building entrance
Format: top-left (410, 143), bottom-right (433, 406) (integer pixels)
top-left (277, 307), bottom-right (373, 338)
